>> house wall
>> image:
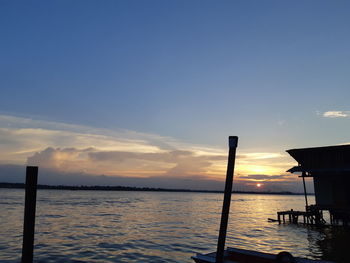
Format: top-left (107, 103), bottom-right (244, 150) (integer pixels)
top-left (314, 177), bottom-right (333, 207)
top-left (314, 175), bottom-right (350, 210)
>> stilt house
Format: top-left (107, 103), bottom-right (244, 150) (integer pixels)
top-left (287, 144), bottom-right (350, 223)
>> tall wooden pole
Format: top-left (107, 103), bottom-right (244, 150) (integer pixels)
top-left (302, 171), bottom-right (308, 208)
top-left (216, 136), bottom-right (238, 263)
top-left (21, 166), bottom-right (38, 263)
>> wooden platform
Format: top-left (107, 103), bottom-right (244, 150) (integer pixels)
top-left (277, 205), bottom-right (350, 226)
top-left (277, 209), bottom-right (326, 225)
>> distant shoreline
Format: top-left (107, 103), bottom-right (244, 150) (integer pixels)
top-left (0, 182), bottom-right (311, 195)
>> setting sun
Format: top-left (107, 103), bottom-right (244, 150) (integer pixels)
top-left (257, 183), bottom-right (262, 188)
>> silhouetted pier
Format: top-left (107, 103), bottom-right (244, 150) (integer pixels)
top-left (277, 207), bottom-right (326, 225)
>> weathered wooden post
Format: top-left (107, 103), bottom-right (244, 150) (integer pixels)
top-left (21, 166), bottom-right (38, 263)
top-left (216, 136), bottom-right (238, 263)
top-left (301, 171), bottom-right (308, 208)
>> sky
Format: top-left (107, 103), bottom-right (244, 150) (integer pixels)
top-left (0, 0), bottom-right (349, 192)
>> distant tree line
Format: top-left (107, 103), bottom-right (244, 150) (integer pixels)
top-left (0, 182), bottom-right (304, 195)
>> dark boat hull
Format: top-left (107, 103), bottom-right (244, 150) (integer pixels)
top-left (192, 247), bottom-right (335, 263)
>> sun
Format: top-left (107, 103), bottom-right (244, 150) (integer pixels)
top-left (256, 183), bottom-right (262, 188)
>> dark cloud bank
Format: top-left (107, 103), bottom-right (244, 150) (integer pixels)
top-left (0, 164), bottom-right (225, 191)
top-left (0, 164), bottom-right (314, 193)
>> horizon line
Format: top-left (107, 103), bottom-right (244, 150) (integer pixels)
top-left (0, 182), bottom-right (314, 195)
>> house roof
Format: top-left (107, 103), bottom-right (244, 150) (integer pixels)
top-left (286, 144), bottom-right (350, 174)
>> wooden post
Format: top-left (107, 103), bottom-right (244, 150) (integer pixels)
top-left (330, 213), bottom-right (333, 225)
top-left (302, 171), bottom-right (308, 208)
top-left (215, 136), bottom-right (238, 263)
top-left (21, 166), bottom-right (38, 263)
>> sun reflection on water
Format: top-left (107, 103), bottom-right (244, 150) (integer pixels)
top-left (0, 189), bottom-right (346, 262)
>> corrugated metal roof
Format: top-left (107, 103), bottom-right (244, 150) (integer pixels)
top-left (286, 144), bottom-right (350, 172)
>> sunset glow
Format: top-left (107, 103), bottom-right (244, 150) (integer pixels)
top-left (0, 1), bottom-right (349, 193)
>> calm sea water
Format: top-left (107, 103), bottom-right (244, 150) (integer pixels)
top-left (0, 189), bottom-right (348, 263)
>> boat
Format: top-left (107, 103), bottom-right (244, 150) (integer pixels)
top-left (192, 247), bottom-right (334, 263)
top-left (192, 137), bottom-right (336, 263)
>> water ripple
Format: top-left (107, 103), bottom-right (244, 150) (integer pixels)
top-left (0, 190), bottom-right (348, 262)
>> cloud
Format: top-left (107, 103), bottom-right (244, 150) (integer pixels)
top-left (27, 147), bottom-right (93, 172)
top-left (238, 152), bottom-right (283, 160)
top-left (0, 114), bottom-right (225, 162)
top-left (232, 173), bottom-right (314, 193)
top-left (0, 164), bottom-right (225, 190)
top-left (0, 114), bottom-right (296, 190)
top-left (27, 147), bottom-right (227, 179)
top-left (238, 174), bottom-right (293, 181)
top-left (322, 111), bottom-right (349, 118)
top-left (0, 164), bottom-right (313, 193)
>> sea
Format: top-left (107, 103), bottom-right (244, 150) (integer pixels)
top-left (0, 189), bottom-right (348, 263)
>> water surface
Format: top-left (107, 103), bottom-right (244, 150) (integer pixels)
top-left (0, 189), bottom-right (348, 262)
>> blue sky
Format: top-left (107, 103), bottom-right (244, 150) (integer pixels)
top-left (0, 1), bottom-right (349, 191)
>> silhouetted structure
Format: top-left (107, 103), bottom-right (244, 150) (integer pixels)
top-left (216, 136), bottom-right (238, 263)
top-left (22, 166), bottom-right (38, 263)
top-left (286, 144), bottom-right (350, 225)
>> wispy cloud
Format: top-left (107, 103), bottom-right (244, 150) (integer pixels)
top-left (238, 174), bottom-right (293, 181)
top-left (322, 111), bottom-right (349, 118)
top-left (0, 114), bottom-right (291, 186)
top-left (0, 114), bottom-right (229, 179)
top-left (238, 152), bottom-right (283, 160)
